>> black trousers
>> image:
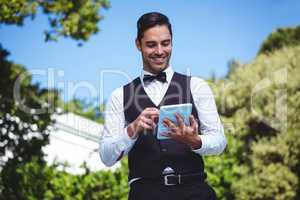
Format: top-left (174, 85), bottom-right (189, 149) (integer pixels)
top-left (128, 180), bottom-right (217, 200)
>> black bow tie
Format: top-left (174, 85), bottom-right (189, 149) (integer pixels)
top-left (143, 72), bottom-right (167, 83)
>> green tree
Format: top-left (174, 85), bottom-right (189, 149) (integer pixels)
top-left (258, 26), bottom-right (300, 55)
top-left (0, 45), bottom-right (59, 199)
top-left (226, 59), bottom-right (242, 78)
top-left (0, 1), bottom-right (110, 198)
top-left (5, 157), bottom-right (129, 200)
top-left (211, 44), bottom-right (300, 199)
top-left (62, 98), bottom-right (104, 123)
top-left (0, 0), bottom-right (110, 42)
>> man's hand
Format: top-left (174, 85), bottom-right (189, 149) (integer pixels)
top-left (162, 113), bottom-right (202, 149)
top-left (127, 107), bottom-right (159, 139)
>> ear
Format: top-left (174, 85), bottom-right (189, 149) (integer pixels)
top-left (135, 38), bottom-right (141, 51)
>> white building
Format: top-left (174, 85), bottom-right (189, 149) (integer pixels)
top-left (43, 112), bottom-right (115, 174)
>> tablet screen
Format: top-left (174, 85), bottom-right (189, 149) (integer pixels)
top-left (157, 103), bottom-right (192, 140)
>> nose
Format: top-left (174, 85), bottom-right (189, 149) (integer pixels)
top-left (155, 45), bottom-right (164, 55)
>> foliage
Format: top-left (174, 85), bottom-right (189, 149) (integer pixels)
top-left (258, 26), bottom-right (300, 55)
top-left (204, 134), bottom-right (241, 200)
top-left (1, 8), bottom-right (299, 197)
top-left (61, 98), bottom-right (104, 123)
top-left (0, 44), bottom-right (59, 166)
top-left (0, 1), bottom-right (109, 196)
top-left (0, 45), bottom-right (105, 198)
top-left (0, 44), bottom-right (59, 198)
top-left (0, 157), bottom-right (129, 200)
top-left (226, 59), bottom-right (242, 79)
top-left (0, 0), bottom-right (110, 42)
top-left (207, 44), bottom-right (300, 199)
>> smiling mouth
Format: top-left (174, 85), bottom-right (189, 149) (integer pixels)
top-left (151, 57), bottom-right (166, 64)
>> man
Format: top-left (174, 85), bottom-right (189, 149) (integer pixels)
top-left (99, 12), bottom-right (226, 200)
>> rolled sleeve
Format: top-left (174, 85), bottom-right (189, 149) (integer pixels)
top-left (99, 87), bottom-right (137, 167)
top-left (190, 77), bottom-right (227, 156)
top-left (192, 124), bottom-right (226, 155)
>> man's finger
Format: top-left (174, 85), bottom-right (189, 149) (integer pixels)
top-left (189, 115), bottom-right (198, 133)
top-left (144, 110), bottom-right (159, 115)
top-left (145, 107), bottom-right (160, 113)
top-left (140, 121), bottom-right (153, 130)
top-left (163, 118), bottom-right (174, 127)
top-left (175, 113), bottom-right (184, 129)
top-left (144, 110), bottom-right (159, 118)
top-left (141, 116), bottom-right (154, 126)
top-left (163, 119), bottom-right (178, 132)
top-left (161, 131), bottom-right (175, 138)
top-left (160, 131), bottom-right (170, 137)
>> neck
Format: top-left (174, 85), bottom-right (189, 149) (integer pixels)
top-left (143, 66), bottom-right (169, 75)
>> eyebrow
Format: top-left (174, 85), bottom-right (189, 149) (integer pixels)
top-left (145, 39), bottom-right (171, 44)
top-left (161, 39), bottom-right (171, 43)
top-left (145, 41), bottom-right (156, 45)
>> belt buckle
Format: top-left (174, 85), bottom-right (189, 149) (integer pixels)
top-left (164, 174), bottom-right (181, 186)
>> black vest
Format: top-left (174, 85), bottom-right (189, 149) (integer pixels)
top-left (123, 72), bottom-right (204, 180)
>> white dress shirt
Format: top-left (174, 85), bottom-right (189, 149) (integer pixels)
top-left (99, 67), bottom-right (226, 167)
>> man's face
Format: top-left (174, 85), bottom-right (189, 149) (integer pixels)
top-left (136, 25), bottom-right (172, 74)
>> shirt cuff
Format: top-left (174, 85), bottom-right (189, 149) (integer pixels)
top-left (114, 127), bottom-right (138, 162)
top-left (191, 134), bottom-right (209, 155)
top-left (124, 126), bottom-right (137, 142)
top-left (119, 127), bottom-right (137, 153)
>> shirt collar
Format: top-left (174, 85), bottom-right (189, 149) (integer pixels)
top-left (140, 66), bottom-right (174, 85)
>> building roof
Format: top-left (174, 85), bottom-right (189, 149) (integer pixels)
top-left (44, 113), bottom-right (117, 174)
top-left (53, 112), bottom-right (102, 142)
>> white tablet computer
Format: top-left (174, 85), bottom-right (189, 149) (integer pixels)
top-left (157, 103), bottom-right (192, 140)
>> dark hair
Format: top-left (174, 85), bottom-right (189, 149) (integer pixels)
top-left (137, 12), bottom-right (172, 41)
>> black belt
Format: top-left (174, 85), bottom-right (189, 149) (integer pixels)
top-left (139, 173), bottom-right (206, 186)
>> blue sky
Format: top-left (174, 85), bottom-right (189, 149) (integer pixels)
top-left (1, 0), bottom-right (300, 104)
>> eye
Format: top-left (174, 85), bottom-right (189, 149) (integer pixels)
top-left (146, 42), bottom-right (156, 48)
top-left (162, 40), bottom-right (171, 46)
